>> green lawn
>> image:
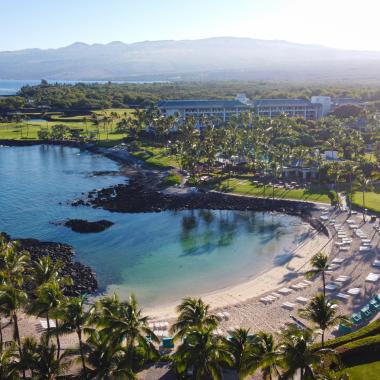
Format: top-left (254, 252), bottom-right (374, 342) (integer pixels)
top-left (130, 145), bottom-right (179, 169)
top-left (346, 361), bottom-right (380, 379)
top-left (214, 178), bottom-right (331, 203)
top-left (352, 190), bottom-right (380, 213)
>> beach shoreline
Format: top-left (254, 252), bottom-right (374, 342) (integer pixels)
top-left (144, 222), bottom-right (330, 320)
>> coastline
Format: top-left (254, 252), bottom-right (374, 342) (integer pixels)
top-left (2, 142), bottom-right (331, 312)
top-left (144, 224), bottom-right (330, 319)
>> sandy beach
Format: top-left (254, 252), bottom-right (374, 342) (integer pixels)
top-left (146, 207), bottom-right (380, 339)
top-left (3, 205), bottom-right (380, 348)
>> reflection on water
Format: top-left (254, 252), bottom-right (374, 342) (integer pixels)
top-left (0, 145), bottom-right (306, 306)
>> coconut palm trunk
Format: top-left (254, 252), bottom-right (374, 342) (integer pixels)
top-left (77, 328), bottom-right (87, 377)
top-left (13, 312), bottom-right (26, 379)
top-left (55, 318), bottom-right (61, 359)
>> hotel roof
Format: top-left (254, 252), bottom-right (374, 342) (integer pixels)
top-left (157, 99), bottom-right (249, 109)
top-left (254, 99), bottom-right (315, 106)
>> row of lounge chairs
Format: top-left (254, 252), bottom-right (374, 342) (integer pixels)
top-left (260, 281), bottom-right (313, 310)
top-left (339, 294), bottom-right (380, 334)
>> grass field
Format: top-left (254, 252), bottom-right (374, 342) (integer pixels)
top-left (352, 188), bottom-right (380, 213)
top-left (0, 108), bottom-right (135, 142)
top-left (346, 361), bottom-right (380, 379)
top-left (214, 178), bottom-right (331, 203)
top-left (130, 145), bottom-right (179, 169)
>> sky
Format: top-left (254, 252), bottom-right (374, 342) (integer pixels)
top-left (1, 0), bottom-right (380, 51)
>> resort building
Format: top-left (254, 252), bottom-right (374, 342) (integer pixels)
top-left (158, 94), bottom-right (336, 121)
top-left (254, 98), bottom-right (323, 119)
top-left (157, 98), bottom-right (250, 122)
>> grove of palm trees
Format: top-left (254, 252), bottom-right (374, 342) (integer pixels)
top-left (0, 234), bottom-right (368, 379)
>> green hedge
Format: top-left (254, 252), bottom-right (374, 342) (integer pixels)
top-left (337, 335), bottom-right (380, 366)
top-left (324, 318), bottom-right (380, 349)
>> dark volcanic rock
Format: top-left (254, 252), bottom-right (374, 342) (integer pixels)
top-left (64, 219), bottom-right (114, 233)
top-left (0, 232), bottom-right (97, 296)
top-left (80, 178), bottom-right (318, 218)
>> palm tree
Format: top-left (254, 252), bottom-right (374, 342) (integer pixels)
top-left (0, 284), bottom-right (28, 379)
top-left (173, 326), bottom-right (233, 379)
top-left (28, 281), bottom-right (64, 358)
top-left (278, 325), bottom-right (336, 380)
top-left (224, 328), bottom-right (259, 379)
top-left (81, 329), bottom-right (136, 379)
top-left (92, 294), bottom-right (159, 366)
top-left (355, 171), bottom-right (372, 221)
top-left (0, 341), bottom-right (19, 380)
top-left (0, 240), bottom-right (30, 288)
top-left (299, 294), bottom-right (349, 347)
top-left (254, 332), bottom-right (280, 380)
top-left (170, 297), bottom-right (220, 339)
top-left (59, 295), bottom-right (89, 377)
top-left (20, 336), bottom-right (71, 380)
top-left (305, 252), bottom-right (329, 297)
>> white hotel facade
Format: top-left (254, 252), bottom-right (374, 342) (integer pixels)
top-left (158, 94), bottom-right (333, 121)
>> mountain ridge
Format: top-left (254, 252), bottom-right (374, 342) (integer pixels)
top-left (1, 37), bottom-right (380, 82)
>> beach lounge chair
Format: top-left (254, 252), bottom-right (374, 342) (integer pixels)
top-left (369, 299), bottom-right (380, 311)
top-left (335, 275), bottom-right (350, 283)
top-left (332, 258), bottom-right (345, 264)
top-left (290, 284), bottom-right (303, 291)
top-left (260, 297), bottom-right (272, 304)
top-left (372, 260), bottom-right (380, 268)
top-left (282, 302), bottom-right (296, 310)
top-left (336, 293), bottom-right (350, 301)
top-left (302, 280), bottom-right (312, 285)
top-left (296, 296), bottom-right (309, 305)
top-left (347, 288), bottom-right (361, 296)
top-left (278, 288), bottom-right (292, 295)
top-left (339, 246), bottom-right (350, 251)
top-left (272, 292), bottom-right (282, 298)
top-left (366, 273), bottom-right (380, 283)
top-left (360, 246), bottom-right (372, 252)
top-left (326, 283), bottom-right (338, 291)
top-left (222, 311), bottom-right (231, 320)
top-left (351, 313), bottom-right (362, 325)
top-left (360, 305), bottom-right (372, 319)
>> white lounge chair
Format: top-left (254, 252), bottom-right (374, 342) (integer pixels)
top-left (282, 302), bottom-right (296, 310)
top-left (222, 311), bottom-right (231, 320)
top-left (347, 288), bottom-right (361, 296)
top-left (326, 283), bottom-right (338, 291)
top-left (360, 246), bottom-right (372, 252)
top-left (296, 296), bottom-right (309, 305)
top-left (373, 260), bottom-right (380, 268)
top-left (366, 273), bottom-right (380, 283)
top-left (336, 293), bottom-right (350, 300)
top-left (278, 288), bottom-right (293, 295)
top-left (332, 258), bottom-right (345, 264)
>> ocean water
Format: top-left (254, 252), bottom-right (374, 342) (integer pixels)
top-left (0, 145), bottom-right (305, 306)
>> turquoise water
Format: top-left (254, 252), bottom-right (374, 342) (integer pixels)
top-left (0, 145), bottom-right (305, 306)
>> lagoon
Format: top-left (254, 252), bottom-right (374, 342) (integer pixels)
top-left (0, 145), bottom-right (306, 306)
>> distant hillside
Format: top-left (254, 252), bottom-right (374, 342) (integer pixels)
top-left (1, 37), bottom-right (380, 82)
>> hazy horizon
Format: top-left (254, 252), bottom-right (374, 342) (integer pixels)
top-left (2, 0), bottom-right (380, 52)
top-left (3, 35), bottom-right (380, 54)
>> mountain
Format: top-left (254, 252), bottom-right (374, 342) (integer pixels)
top-left (1, 37), bottom-right (380, 82)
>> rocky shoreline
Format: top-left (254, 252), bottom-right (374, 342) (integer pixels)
top-left (1, 233), bottom-right (97, 296)
top-left (73, 178), bottom-right (329, 236)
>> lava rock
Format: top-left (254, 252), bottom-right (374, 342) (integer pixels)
top-left (64, 219), bottom-right (114, 233)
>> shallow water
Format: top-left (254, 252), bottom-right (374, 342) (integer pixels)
top-left (0, 145), bottom-right (305, 306)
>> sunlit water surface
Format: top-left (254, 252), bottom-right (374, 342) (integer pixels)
top-left (0, 145), bottom-right (306, 306)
